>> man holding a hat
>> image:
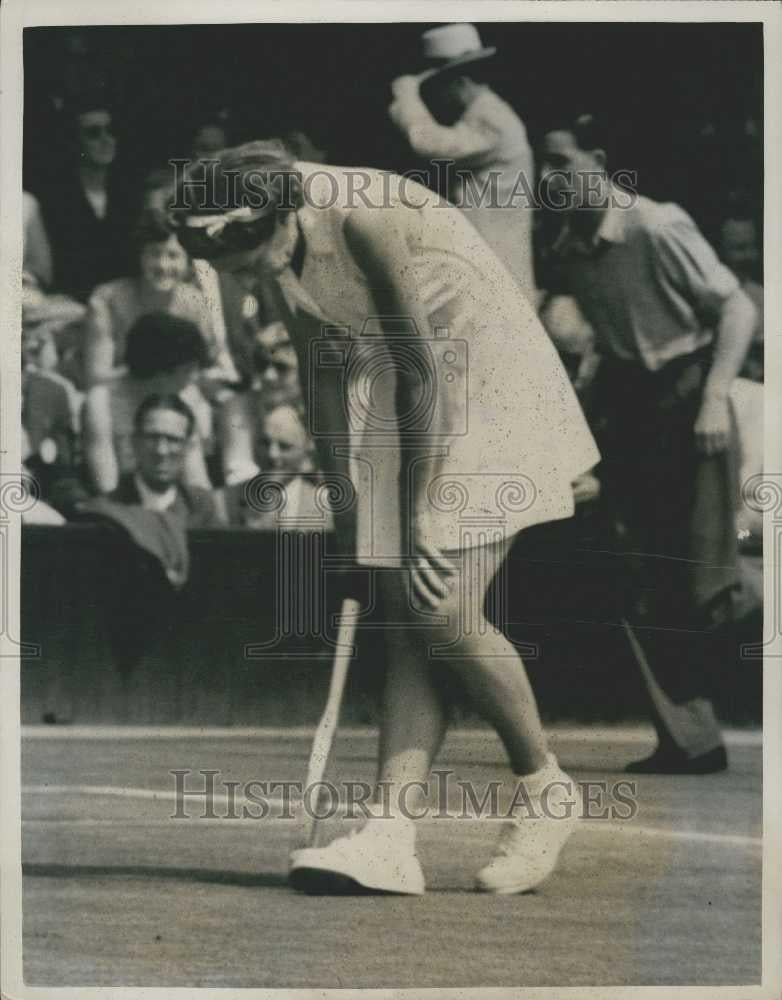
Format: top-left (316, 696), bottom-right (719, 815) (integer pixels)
top-left (389, 23), bottom-right (536, 300)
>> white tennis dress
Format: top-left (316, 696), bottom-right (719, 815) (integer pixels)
top-left (269, 163), bottom-right (599, 564)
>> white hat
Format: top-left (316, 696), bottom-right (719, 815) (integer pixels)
top-left (418, 24), bottom-right (496, 75)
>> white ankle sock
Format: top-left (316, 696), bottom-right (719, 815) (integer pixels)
top-left (364, 814), bottom-right (416, 843)
top-left (514, 752), bottom-right (565, 799)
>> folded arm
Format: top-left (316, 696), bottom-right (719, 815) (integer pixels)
top-left (389, 74), bottom-right (499, 163)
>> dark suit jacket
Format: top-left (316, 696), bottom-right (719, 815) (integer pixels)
top-left (111, 473), bottom-right (222, 529)
top-left (37, 170), bottom-right (140, 302)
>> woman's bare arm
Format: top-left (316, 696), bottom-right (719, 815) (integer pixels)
top-left (83, 292), bottom-right (117, 387)
top-left (82, 385), bottom-right (118, 494)
top-left (344, 204), bottom-right (456, 607)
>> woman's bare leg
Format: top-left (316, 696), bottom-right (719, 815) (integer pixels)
top-left (375, 568), bottom-right (450, 815)
top-left (437, 538), bottom-right (549, 775)
top-left (376, 536), bottom-right (548, 803)
top-left (290, 536), bottom-right (564, 898)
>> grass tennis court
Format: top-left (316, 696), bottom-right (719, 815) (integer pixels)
top-left (21, 725), bottom-right (761, 988)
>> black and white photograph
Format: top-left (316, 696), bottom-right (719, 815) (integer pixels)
top-left (0, 1), bottom-right (780, 995)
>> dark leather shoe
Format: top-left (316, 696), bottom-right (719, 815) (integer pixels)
top-left (625, 745), bottom-right (728, 774)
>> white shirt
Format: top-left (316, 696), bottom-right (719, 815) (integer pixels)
top-left (388, 78), bottom-right (536, 299)
top-left (134, 473), bottom-right (178, 512)
top-left (83, 186), bottom-right (108, 220)
top-left (554, 194), bottom-right (740, 371)
top-left (283, 475), bottom-right (303, 521)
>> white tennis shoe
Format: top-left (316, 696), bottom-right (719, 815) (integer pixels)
top-left (475, 758), bottom-right (581, 894)
top-left (289, 818), bottom-right (425, 895)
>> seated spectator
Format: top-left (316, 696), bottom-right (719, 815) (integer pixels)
top-left (35, 97), bottom-right (140, 302)
top-left (23, 191), bottom-right (54, 289)
top-left (110, 394), bottom-right (222, 528)
top-left (82, 209), bottom-right (218, 387)
top-left (77, 395), bottom-right (222, 671)
top-left (218, 321), bottom-right (304, 486)
top-left (22, 330), bottom-right (78, 467)
top-left (19, 468), bottom-right (67, 526)
top-left (220, 404), bottom-right (333, 531)
top-left (21, 285), bottom-right (89, 514)
top-left (142, 110), bottom-right (230, 212)
top-left (22, 278), bottom-right (89, 390)
top-left (719, 212), bottom-right (763, 382)
top-left (82, 312), bottom-right (213, 495)
top-left (141, 166), bottom-right (176, 214)
top-left (143, 115), bottom-right (264, 395)
top-left (136, 197), bottom-right (260, 395)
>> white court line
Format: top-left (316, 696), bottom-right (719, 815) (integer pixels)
top-left (21, 725), bottom-right (763, 747)
top-left (21, 784), bottom-right (761, 848)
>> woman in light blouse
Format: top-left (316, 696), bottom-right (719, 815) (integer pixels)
top-left (82, 209), bottom-right (218, 388)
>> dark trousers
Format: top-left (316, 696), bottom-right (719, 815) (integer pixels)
top-left (593, 348), bottom-right (740, 754)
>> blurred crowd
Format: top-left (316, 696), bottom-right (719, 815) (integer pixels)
top-left (21, 100), bottom-right (331, 529)
top-left (17, 24), bottom-right (765, 766)
top-left (20, 35), bottom-right (763, 545)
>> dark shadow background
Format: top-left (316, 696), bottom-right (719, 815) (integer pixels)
top-left (20, 22), bottom-right (764, 726)
top-left (24, 21), bottom-right (763, 242)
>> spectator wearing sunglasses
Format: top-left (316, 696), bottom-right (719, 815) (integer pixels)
top-left (218, 320), bottom-right (305, 486)
top-left (82, 209), bottom-right (219, 388)
top-left (82, 312), bottom-right (213, 496)
top-left (35, 97), bottom-right (141, 302)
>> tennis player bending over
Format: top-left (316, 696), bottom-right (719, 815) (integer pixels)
top-left (174, 143), bottom-right (600, 895)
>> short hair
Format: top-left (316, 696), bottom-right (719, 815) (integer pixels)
top-left (124, 312), bottom-right (209, 380)
top-left (541, 113), bottom-right (607, 154)
top-left (133, 393), bottom-right (196, 438)
top-left (172, 139), bottom-right (304, 220)
top-left (132, 208), bottom-right (178, 252)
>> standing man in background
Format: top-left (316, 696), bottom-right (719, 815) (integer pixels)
top-left (540, 115), bottom-right (757, 774)
top-left (389, 23), bottom-right (537, 300)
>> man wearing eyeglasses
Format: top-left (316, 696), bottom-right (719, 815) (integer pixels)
top-left (110, 394), bottom-right (221, 528)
